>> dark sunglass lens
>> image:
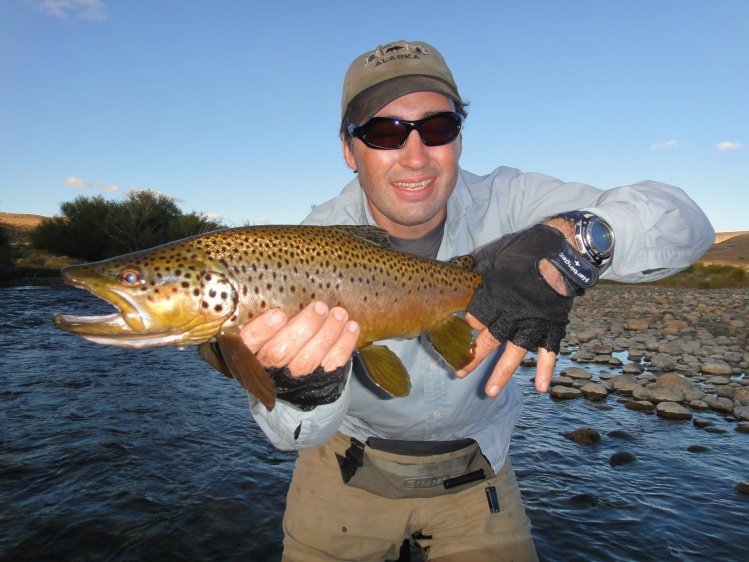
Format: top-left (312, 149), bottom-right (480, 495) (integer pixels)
top-left (361, 119), bottom-right (409, 149)
top-left (420, 114), bottom-right (461, 146)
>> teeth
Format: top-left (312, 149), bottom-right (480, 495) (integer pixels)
top-left (393, 180), bottom-right (431, 190)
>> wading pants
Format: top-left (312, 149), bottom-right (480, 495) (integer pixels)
top-left (281, 432), bottom-right (538, 562)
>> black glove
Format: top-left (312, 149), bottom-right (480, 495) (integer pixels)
top-left (267, 363), bottom-right (349, 411)
top-left (467, 224), bottom-right (586, 354)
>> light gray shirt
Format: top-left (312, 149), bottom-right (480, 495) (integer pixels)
top-left (249, 166), bottom-right (714, 471)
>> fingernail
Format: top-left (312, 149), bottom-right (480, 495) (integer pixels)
top-left (488, 385), bottom-right (500, 397)
top-left (332, 307), bottom-right (346, 321)
top-left (539, 381), bottom-right (549, 393)
top-left (313, 301), bottom-right (328, 315)
top-left (348, 321), bottom-right (359, 333)
top-left (267, 310), bottom-right (285, 327)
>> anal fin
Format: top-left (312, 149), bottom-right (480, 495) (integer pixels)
top-left (215, 328), bottom-right (277, 411)
top-left (356, 345), bottom-right (412, 398)
top-left (426, 315), bottom-right (476, 370)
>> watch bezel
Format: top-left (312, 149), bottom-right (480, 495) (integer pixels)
top-left (560, 211), bottom-right (615, 269)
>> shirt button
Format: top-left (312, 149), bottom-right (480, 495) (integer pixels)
top-left (432, 409), bottom-right (441, 418)
top-left (428, 361), bottom-right (438, 371)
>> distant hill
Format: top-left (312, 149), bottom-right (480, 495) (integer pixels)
top-left (0, 212), bottom-right (46, 245)
top-left (700, 231), bottom-right (749, 269)
top-left (1, 212), bottom-right (747, 270)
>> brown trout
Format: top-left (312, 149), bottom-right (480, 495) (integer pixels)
top-left (53, 225), bottom-right (483, 410)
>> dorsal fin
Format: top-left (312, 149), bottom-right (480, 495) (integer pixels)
top-left (448, 255), bottom-right (477, 271)
top-left (333, 225), bottom-right (392, 249)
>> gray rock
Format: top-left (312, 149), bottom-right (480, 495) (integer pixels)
top-left (610, 451), bottom-right (637, 466)
top-left (564, 428), bottom-right (601, 445)
top-left (655, 373), bottom-right (691, 389)
top-left (561, 367), bottom-right (593, 380)
top-left (622, 362), bottom-right (644, 374)
top-left (735, 388), bottom-right (749, 406)
top-left (736, 421), bottom-right (749, 434)
top-left (581, 383), bottom-right (609, 401)
top-left (715, 385), bottom-right (736, 399)
top-left (690, 399), bottom-right (710, 410)
top-left (734, 406), bottom-right (749, 422)
top-left (632, 384), bottom-right (685, 403)
top-left (649, 353), bottom-right (677, 371)
top-left (625, 400), bottom-right (655, 412)
top-left (550, 386), bottom-right (583, 400)
top-left (625, 319), bottom-right (650, 331)
top-left (682, 386), bottom-right (706, 402)
top-left (656, 402), bottom-right (692, 420)
top-left (703, 396), bottom-right (736, 413)
top-left (571, 350), bottom-right (596, 362)
top-left (701, 362), bottom-right (733, 375)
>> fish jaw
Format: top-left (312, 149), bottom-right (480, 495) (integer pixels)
top-left (54, 258), bottom-right (238, 349)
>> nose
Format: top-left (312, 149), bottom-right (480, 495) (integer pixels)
top-left (398, 129), bottom-right (429, 169)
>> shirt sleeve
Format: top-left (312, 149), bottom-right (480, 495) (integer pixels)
top-left (500, 172), bottom-right (715, 282)
top-left (248, 367), bottom-right (353, 451)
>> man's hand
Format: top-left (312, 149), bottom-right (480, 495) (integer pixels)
top-left (240, 301), bottom-right (360, 376)
top-left (456, 313), bottom-right (556, 397)
top-left (460, 222), bottom-right (582, 397)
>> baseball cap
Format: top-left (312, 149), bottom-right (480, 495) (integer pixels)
top-left (341, 40), bottom-right (463, 126)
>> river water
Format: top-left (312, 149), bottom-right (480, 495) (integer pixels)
top-left (1, 285), bottom-right (747, 561)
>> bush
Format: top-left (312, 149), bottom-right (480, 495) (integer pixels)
top-left (0, 223), bottom-right (14, 264)
top-left (30, 190), bottom-right (225, 261)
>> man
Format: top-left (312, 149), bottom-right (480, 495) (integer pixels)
top-left (236, 40), bottom-right (714, 561)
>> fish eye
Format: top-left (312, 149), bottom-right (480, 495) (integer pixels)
top-left (120, 269), bottom-right (143, 286)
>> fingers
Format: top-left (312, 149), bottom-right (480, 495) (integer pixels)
top-left (483, 341), bottom-right (528, 398)
top-left (288, 306), bottom-right (359, 375)
top-left (239, 301), bottom-right (359, 377)
top-left (534, 347), bottom-right (557, 393)
top-left (455, 314), bottom-right (498, 378)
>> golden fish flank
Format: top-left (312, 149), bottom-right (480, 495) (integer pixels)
top-left (54, 225), bottom-right (483, 410)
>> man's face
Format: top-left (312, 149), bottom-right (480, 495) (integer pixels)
top-left (342, 91), bottom-right (462, 239)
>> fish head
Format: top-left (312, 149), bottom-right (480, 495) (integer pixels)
top-left (53, 247), bottom-right (238, 348)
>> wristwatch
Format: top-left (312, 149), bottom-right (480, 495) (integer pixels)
top-left (557, 211), bottom-right (615, 270)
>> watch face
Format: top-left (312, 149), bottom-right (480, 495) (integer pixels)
top-left (589, 219), bottom-right (614, 255)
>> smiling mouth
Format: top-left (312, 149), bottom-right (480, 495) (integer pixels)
top-left (393, 179), bottom-right (432, 191)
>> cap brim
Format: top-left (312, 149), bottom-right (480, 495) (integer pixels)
top-left (347, 75), bottom-right (462, 125)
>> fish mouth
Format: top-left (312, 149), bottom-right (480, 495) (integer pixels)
top-left (53, 275), bottom-right (179, 347)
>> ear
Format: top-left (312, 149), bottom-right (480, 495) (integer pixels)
top-left (342, 138), bottom-right (357, 172)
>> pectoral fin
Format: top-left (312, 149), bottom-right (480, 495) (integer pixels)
top-left (198, 341), bottom-right (233, 379)
top-left (426, 315), bottom-right (476, 370)
top-left (356, 345), bottom-right (412, 398)
top-left (215, 328), bottom-right (277, 411)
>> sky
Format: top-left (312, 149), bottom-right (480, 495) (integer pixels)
top-left (1, 0), bottom-right (747, 232)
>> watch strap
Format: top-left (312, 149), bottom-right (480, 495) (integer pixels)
top-left (548, 239), bottom-right (599, 289)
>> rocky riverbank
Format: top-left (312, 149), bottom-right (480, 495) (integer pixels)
top-left (546, 285), bottom-right (749, 495)
top-left (556, 285), bottom-right (748, 418)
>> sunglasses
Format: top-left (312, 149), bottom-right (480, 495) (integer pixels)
top-left (348, 111), bottom-right (464, 150)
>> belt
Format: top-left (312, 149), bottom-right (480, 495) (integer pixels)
top-left (335, 433), bottom-right (496, 499)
